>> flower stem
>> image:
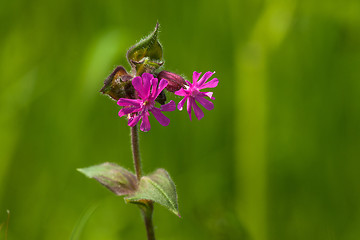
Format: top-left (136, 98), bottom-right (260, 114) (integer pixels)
top-left (141, 202), bottom-right (156, 240)
top-left (131, 125), bottom-right (142, 180)
top-left (130, 125), bottom-right (156, 240)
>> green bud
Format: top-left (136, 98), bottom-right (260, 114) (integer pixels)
top-left (127, 23), bottom-right (164, 75)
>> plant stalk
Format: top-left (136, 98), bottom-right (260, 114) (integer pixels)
top-left (130, 125), bottom-right (156, 240)
top-left (131, 125), bottom-right (142, 180)
top-left (141, 202), bottom-right (156, 240)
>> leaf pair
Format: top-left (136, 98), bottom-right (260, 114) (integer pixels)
top-left (78, 163), bottom-right (180, 217)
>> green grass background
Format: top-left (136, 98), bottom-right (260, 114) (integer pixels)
top-left (1, 0), bottom-right (360, 239)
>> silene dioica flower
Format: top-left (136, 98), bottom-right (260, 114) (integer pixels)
top-left (175, 71), bottom-right (218, 120)
top-left (116, 70), bottom-right (218, 131)
top-left (117, 73), bottom-right (176, 132)
top-left (78, 23), bottom-right (219, 240)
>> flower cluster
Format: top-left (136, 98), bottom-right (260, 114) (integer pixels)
top-left (100, 23), bottom-right (219, 132)
top-left (114, 71), bottom-right (218, 132)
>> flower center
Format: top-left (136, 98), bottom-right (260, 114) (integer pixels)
top-left (142, 99), bottom-right (154, 111)
top-left (190, 87), bottom-right (199, 97)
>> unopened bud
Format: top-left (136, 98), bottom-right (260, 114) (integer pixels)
top-left (127, 23), bottom-right (163, 75)
top-left (157, 71), bottom-right (186, 92)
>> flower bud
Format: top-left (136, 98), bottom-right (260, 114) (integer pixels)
top-left (157, 71), bottom-right (187, 92)
top-left (100, 66), bottom-right (135, 100)
top-left (127, 23), bottom-right (163, 75)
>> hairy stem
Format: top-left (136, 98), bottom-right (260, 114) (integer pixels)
top-left (131, 125), bottom-right (142, 180)
top-left (141, 202), bottom-right (155, 240)
top-left (130, 125), bottom-right (156, 240)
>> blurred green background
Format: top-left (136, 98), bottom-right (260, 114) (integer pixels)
top-left (1, 0), bottom-right (360, 239)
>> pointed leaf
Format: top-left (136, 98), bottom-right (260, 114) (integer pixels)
top-left (78, 162), bottom-right (137, 196)
top-left (125, 169), bottom-right (180, 217)
top-left (126, 23), bottom-right (164, 75)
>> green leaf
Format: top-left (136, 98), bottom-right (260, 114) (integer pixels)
top-left (77, 162), bottom-right (137, 196)
top-left (126, 23), bottom-right (164, 75)
top-left (125, 169), bottom-right (180, 217)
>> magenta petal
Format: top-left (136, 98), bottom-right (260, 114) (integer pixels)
top-left (153, 79), bottom-right (168, 99)
top-left (150, 78), bottom-right (159, 99)
top-left (141, 73), bottom-right (153, 97)
top-left (151, 108), bottom-right (170, 126)
top-left (158, 79), bottom-right (168, 92)
top-left (198, 91), bottom-right (214, 100)
top-left (187, 98), bottom-right (192, 121)
top-left (117, 98), bottom-right (142, 107)
top-left (118, 107), bottom-right (140, 117)
top-left (191, 99), bottom-right (204, 120)
top-left (174, 88), bottom-right (188, 97)
top-left (132, 76), bottom-right (146, 98)
top-left (178, 96), bottom-right (187, 111)
top-left (140, 112), bottom-right (151, 132)
top-left (195, 96), bottom-right (214, 111)
top-left (192, 71), bottom-right (201, 84)
top-left (160, 100), bottom-right (176, 112)
top-left (128, 114), bottom-right (141, 127)
top-left (199, 78), bottom-right (218, 89)
top-left (197, 71), bottom-right (215, 86)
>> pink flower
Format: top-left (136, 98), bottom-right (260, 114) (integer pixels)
top-left (117, 73), bottom-right (176, 132)
top-left (175, 71), bottom-right (218, 120)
